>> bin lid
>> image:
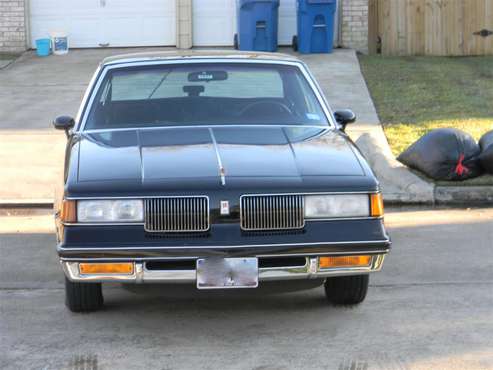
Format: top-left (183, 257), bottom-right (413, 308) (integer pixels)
top-left (306, 0), bottom-right (335, 3)
top-left (239, 0), bottom-right (280, 5)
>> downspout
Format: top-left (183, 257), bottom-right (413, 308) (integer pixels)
top-left (24, 0), bottom-right (31, 49)
top-left (337, 0), bottom-right (343, 47)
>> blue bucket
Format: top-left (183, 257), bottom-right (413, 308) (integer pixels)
top-left (35, 38), bottom-right (51, 57)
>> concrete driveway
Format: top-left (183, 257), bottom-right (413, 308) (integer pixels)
top-left (0, 47), bottom-right (379, 203)
top-left (1, 207), bottom-right (493, 370)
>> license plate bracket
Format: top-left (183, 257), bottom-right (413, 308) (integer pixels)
top-left (196, 257), bottom-right (258, 289)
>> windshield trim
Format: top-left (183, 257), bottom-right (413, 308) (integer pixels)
top-left (76, 58), bottom-right (337, 133)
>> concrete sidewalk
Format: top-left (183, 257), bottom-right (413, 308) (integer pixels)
top-left (0, 47), bottom-right (428, 204)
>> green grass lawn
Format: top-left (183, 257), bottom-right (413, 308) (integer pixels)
top-left (358, 55), bottom-right (493, 156)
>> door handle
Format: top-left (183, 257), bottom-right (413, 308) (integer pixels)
top-left (100, 0), bottom-right (106, 7)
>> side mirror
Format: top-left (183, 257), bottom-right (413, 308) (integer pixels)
top-left (53, 116), bottom-right (75, 137)
top-left (334, 109), bottom-right (356, 131)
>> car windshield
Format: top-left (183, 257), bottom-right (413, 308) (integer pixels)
top-left (84, 62), bottom-right (330, 130)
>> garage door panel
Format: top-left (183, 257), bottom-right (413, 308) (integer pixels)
top-left (104, 15), bottom-right (175, 47)
top-left (193, 0), bottom-right (236, 46)
top-left (64, 17), bottom-right (102, 48)
top-left (30, 0), bottom-right (175, 48)
top-left (279, 0), bottom-right (296, 45)
top-left (30, 0), bottom-right (100, 15)
top-left (139, 16), bottom-right (176, 45)
top-left (193, 17), bottom-right (235, 46)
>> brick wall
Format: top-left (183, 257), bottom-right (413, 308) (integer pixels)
top-left (340, 0), bottom-right (368, 53)
top-left (0, 0), bottom-right (27, 53)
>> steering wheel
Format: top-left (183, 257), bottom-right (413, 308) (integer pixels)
top-left (239, 101), bottom-right (293, 117)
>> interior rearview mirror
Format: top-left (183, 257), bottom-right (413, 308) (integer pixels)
top-left (53, 116), bottom-right (75, 137)
top-left (334, 109), bottom-right (356, 131)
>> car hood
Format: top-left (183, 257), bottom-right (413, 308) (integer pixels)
top-left (74, 126), bottom-right (370, 191)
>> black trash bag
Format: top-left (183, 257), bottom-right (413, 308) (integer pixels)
top-left (478, 130), bottom-right (493, 174)
top-left (397, 128), bottom-right (482, 181)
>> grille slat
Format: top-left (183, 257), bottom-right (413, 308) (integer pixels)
top-left (144, 197), bottom-right (209, 233)
top-left (241, 194), bottom-right (305, 231)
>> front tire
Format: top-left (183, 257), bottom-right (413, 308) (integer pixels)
top-left (65, 278), bottom-right (104, 312)
top-left (324, 274), bottom-right (369, 305)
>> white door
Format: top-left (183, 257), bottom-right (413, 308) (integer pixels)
top-left (193, 0), bottom-right (236, 46)
top-left (30, 0), bottom-right (176, 48)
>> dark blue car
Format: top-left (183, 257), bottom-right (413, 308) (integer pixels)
top-left (53, 51), bottom-right (390, 312)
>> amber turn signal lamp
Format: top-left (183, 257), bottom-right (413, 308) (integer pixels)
top-left (60, 200), bottom-right (77, 223)
top-left (319, 255), bottom-right (372, 269)
top-left (370, 193), bottom-right (384, 217)
top-left (79, 263), bottom-right (134, 275)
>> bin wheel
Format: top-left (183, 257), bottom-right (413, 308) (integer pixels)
top-left (292, 35), bottom-right (298, 52)
top-left (234, 34), bottom-right (239, 50)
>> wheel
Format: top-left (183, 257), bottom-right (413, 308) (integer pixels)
top-left (292, 35), bottom-right (298, 52)
top-left (324, 274), bottom-right (369, 305)
top-left (65, 277), bottom-right (104, 312)
top-left (234, 34), bottom-right (239, 50)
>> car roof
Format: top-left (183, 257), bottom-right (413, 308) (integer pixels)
top-left (101, 49), bottom-right (302, 66)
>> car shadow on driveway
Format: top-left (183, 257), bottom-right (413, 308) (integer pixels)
top-left (107, 280), bottom-right (330, 313)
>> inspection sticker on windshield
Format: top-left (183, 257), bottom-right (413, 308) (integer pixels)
top-left (306, 113), bottom-right (320, 120)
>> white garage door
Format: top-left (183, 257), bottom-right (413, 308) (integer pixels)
top-left (278, 0), bottom-right (297, 45)
top-left (30, 0), bottom-right (176, 48)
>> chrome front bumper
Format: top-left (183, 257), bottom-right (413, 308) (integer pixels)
top-left (61, 255), bottom-right (386, 283)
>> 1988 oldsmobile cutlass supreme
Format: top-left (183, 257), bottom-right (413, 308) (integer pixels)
top-left (53, 51), bottom-right (391, 312)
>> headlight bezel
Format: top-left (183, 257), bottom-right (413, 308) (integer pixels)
top-left (76, 199), bottom-right (144, 224)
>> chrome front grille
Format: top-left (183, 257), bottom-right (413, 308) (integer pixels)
top-left (240, 194), bottom-right (305, 231)
top-left (144, 197), bottom-right (209, 233)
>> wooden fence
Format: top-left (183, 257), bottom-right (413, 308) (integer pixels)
top-left (369, 0), bottom-right (493, 56)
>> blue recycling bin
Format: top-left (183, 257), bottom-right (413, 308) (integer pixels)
top-left (235, 0), bottom-right (280, 52)
top-left (294, 0), bottom-right (336, 53)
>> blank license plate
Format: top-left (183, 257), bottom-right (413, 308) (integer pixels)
top-left (196, 257), bottom-right (258, 289)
